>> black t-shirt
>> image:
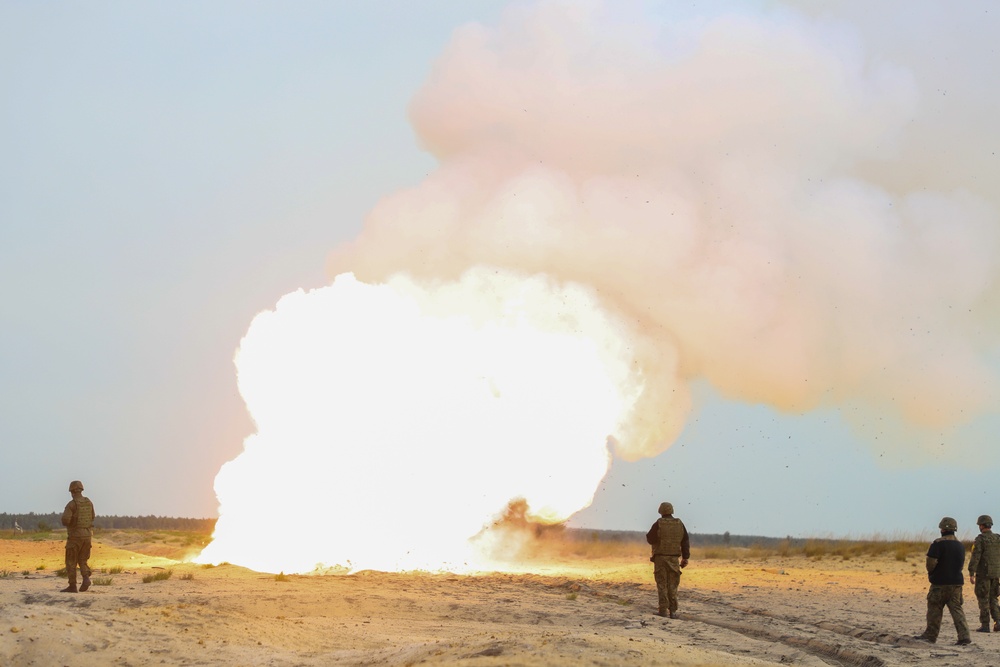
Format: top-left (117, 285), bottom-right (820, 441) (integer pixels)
top-left (927, 537), bottom-right (965, 585)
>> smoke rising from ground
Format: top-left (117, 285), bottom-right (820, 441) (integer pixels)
top-left (330, 0), bottom-right (1000, 455)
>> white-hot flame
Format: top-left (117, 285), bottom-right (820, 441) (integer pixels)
top-left (198, 269), bottom-right (661, 573)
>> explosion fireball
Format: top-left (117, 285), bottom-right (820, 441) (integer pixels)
top-left (198, 270), bottom-right (683, 573)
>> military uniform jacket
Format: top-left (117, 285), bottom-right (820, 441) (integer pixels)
top-left (646, 517), bottom-right (690, 559)
top-left (62, 496), bottom-right (95, 539)
top-left (969, 531), bottom-right (1000, 579)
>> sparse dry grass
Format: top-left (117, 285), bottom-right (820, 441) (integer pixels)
top-left (698, 546), bottom-right (740, 560)
top-left (142, 569), bottom-right (173, 583)
top-left (491, 528), bottom-right (936, 567)
top-left (693, 537), bottom-right (929, 562)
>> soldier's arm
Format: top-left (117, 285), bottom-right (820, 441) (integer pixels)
top-left (60, 501), bottom-right (75, 528)
top-left (680, 525), bottom-right (691, 564)
top-left (968, 536), bottom-right (982, 577)
top-left (926, 556), bottom-right (937, 574)
top-left (645, 522), bottom-right (658, 546)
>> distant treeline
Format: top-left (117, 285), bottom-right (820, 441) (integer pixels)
top-left (564, 528), bottom-right (813, 549)
top-left (0, 512), bottom-right (216, 532)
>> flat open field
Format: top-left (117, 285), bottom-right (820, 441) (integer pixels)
top-left (0, 531), bottom-right (996, 666)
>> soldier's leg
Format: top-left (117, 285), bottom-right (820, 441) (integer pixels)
top-left (945, 586), bottom-right (971, 642)
top-left (990, 579), bottom-right (1000, 624)
top-left (79, 538), bottom-right (92, 577)
top-left (62, 540), bottom-right (80, 592)
top-left (78, 538), bottom-right (93, 591)
top-left (665, 568), bottom-right (681, 614)
top-left (923, 586), bottom-right (946, 640)
top-left (975, 578), bottom-right (991, 627)
top-left (65, 540), bottom-right (79, 585)
top-left (653, 558), bottom-right (669, 614)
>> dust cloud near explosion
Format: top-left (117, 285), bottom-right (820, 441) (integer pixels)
top-left (202, 1), bottom-right (1000, 572)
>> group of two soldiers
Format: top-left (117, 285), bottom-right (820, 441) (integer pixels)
top-left (645, 502), bottom-right (1000, 648)
top-left (914, 514), bottom-right (1000, 645)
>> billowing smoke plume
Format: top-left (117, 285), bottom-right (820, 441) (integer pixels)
top-left (331, 0), bottom-right (1000, 447)
top-left (203, 1), bottom-right (1000, 572)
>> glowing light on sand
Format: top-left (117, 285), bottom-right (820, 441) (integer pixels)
top-left (198, 269), bottom-right (647, 573)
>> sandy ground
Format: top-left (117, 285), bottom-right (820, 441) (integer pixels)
top-left (2, 535), bottom-right (999, 666)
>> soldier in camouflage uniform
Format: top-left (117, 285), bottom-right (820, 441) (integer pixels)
top-left (60, 480), bottom-right (95, 593)
top-left (645, 501), bottom-right (690, 618)
top-left (968, 514), bottom-right (1000, 632)
top-left (914, 517), bottom-right (972, 645)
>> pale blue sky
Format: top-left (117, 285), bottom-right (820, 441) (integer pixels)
top-left (2, 1), bottom-right (998, 541)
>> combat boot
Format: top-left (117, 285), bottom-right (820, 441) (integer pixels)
top-left (976, 622), bottom-right (990, 633)
top-left (60, 583), bottom-right (78, 593)
top-left (80, 576), bottom-right (91, 592)
top-left (994, 621), bottom-right (999, 632)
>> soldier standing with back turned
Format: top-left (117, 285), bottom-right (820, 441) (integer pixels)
top-left (915, 517), bottom-right (972, 645)
top-left (645, 501), bottom-right (690, 618)
top-left (968, 514), bottom-right (1000, 633)
top-left (60, 480), bottom-right (95, 593)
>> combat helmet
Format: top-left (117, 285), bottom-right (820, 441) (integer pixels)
top-left (939, 516), bottom-right (958, 531)
top-left (69, 480), bottom-right (84, 493)
top-left (978, 515), bottom-right (994, 527)
top-left (658, 502), bottom-right (674, 516)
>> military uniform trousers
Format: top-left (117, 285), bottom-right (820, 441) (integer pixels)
top-left (974, 577), bottom-right (1000, 625)
top-left (65, 536), bottom-right (92, 586)
top-left (925, 585), bottom-right (971, 641)
top-left (653, 555), bottom-right (682, 614)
